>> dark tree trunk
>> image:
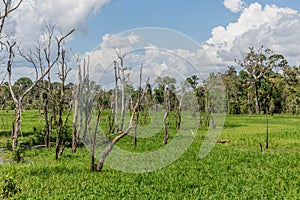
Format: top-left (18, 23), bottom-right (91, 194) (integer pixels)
top-left (43, 93), bottom-right (51, 148)
top-left (266, 116), bottom-right (269, 149)
top-left (254, 82), bottom-right (260, 114)
top-left (163, 112), bottom-right (169, 145)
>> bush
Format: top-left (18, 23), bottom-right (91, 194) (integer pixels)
top-left (0, 175), bottom-right (21, 199)
top-left (12, 147), bottom-right (25, 163)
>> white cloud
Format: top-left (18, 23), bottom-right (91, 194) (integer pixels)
top-left (1, 0), bottom-right (110, 83)
top-left (12, 0), bottom-right (110, 45)
top-left (205, 2), bottom-right (300, 68)
top-left (224, 0), bottom-right (245, 13)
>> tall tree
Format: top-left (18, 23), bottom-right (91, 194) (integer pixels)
top-left (235, 46), bottom-right (273, 114)
top-left (55, 49), bottom-right (72, 159)
top-left (7, 29), bottom-right (74, 149)
top-left (20, 24), bottom-right (68, 148)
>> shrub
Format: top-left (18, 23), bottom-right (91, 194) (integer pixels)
top-left (0, 175), bottom-right (21, 199)
top-left (12, 146), bottom-right (25, 163)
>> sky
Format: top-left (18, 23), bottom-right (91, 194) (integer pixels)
top-left (2, 0), bottom-right (300, 83)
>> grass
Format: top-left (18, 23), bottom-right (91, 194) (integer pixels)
top-left (0, 111), bottom-right (299, 199)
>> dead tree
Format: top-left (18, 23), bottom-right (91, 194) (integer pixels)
top-left (133, 63), bottom-right (143, 149)
top-left (21, 24), bottom-right (64, 148)
top-left (113, 60), bottom-right (119, 132)
top-left (0, 0), bottom-right (23, 36)
top-left (163, 85), bottom-right (170, 145)
top-left (96, 88), bottom-right (145, 172)
top-left (90, 91), bottom-right (105, 171)
top-left (118, 52), bottom-right (127, 132)
top-left (7, 29), bottom-right (74, 149)
top-left (55, 49), bottom-right (72, 159)
top-left (71, 54), bottom-right (82, 153)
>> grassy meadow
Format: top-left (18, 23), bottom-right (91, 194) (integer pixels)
top-left (0, 111), bottom-right (299, 199)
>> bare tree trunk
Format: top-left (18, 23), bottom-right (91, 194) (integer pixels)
top-left (133, 64), bottom-right (143, 148)
top-left (113, 61), bottom-right (119, 132)
top-left (90, 91), bottom-right (104, 171)
top-left (177, 95), bottom-right (183, 130)
top-left (120, 63), bottom-right (126, 132)
top-left (12, 101), bottom-right (22, 149)
top-left (43, 93), bottom-right (51, 148)
top-left (254, 82), bottom-right (260, 114)
top-left (96, 90), bottom-right (144, 172)
top-left (55, 49), bottom-right (72, 159)
top-left (163, 111), bottom-right (169, 145)
top-left (0, 0), bottom-right (23, 35)
top-left (266, 114), bottom-right (269, 149)
top-left (177, 109), bottom-right (181, 130)
top-left (72, 55), bottom-right (82, 153)
top-left (7, 28), bottom-right (74, 150)
top-left (163, 87), bottom-right (170, 145)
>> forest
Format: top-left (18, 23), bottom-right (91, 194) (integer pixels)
top-left (0, 1), bottom-right (299, 199)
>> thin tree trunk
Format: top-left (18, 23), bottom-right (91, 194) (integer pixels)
top-left (177, 96), bottom-right (183, 130)
top-left (133, 64), bottom-right (143, 148)
top-left (90, 91), bottom-right (104, 171)
top-left (163, 111), bottom-right (169, 145)
top-left (12, 102), bottom-right (22, 149)
top-left (120, 65), bottom-right (126, 132)
top-left (42, 93), bottom-right (51, 148)
top-left (254, 82), bottom-right (260, 114)
top-left (72, 61), bottom-right (81, 153)
top-left (266, 114), bottom-right (269, 149)
top-left (163, 88), bottom-right (170, 145)
top-left (96, 91), bottom-right (144, 172)
top-left (113, 61), bottom-right (119, 133)
top-left (133, 113), bottom-right (139, 149)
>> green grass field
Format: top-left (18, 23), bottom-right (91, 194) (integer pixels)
top-left (0, 111), bottom-right (299, 199)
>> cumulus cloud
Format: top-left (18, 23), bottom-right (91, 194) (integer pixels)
top-left (1, 0), bottom-right (110, 83)
top-left (12, 0), bottom-right (110, 45)
top-left (224, 0), bottom-right (245, 13)
top-left (205, 2), bottom-right (300, 68)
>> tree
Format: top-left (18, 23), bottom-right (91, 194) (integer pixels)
top-left (235, 46), bottom-right (273, 114)
top-left (55, 49), bottom-right (72, 159)
top-left (71, 54), bottom-right (82, 153)
top-left (7, 29), bottom-right (74, 149)
top-left (221, 67), bottom-right (241, 114)
top-left (116, 50), bottom-right (128, 132)
top-left (21, 24), bottom-right (72, 148)
top-left (0, 0), bottom-right (23, 36)
top-left (96, 88), bottom-right (145, 172)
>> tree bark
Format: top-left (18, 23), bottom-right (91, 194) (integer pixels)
top-left (163, 111), bottom-right (169, 145)
top-left (43, 94), bottom-right (50, 148)
top-left (254, 81), bottom-right (260, 114)
top-left (12, 101), bottom-right (22, 149)
top-left (96, 91), bottom-right (143, 172)
top-left (163, 87), bottom-right (170, 145)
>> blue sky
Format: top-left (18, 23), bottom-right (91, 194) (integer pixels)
top-left (4, 0), bottom-right (300, 82)
top-left (71, 0), bottom-right (300, 53)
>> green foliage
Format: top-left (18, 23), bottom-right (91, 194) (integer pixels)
top-left (0, 114), bottom-right (299, 199)
top-left (0, 175), bottom-right (21, 199)
top-left (12, 146), bottom-right (25, 162)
